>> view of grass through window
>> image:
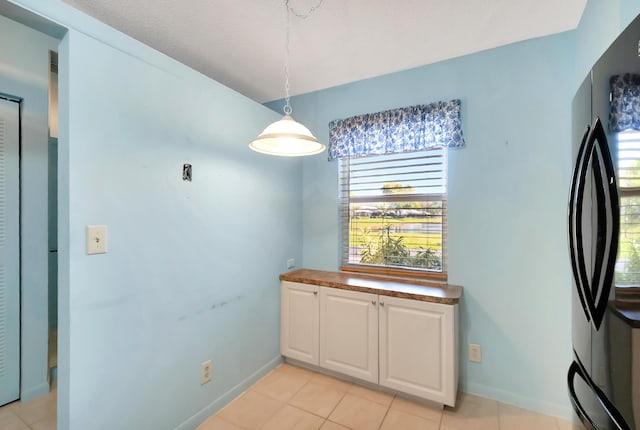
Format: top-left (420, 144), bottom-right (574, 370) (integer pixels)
top-left (349, 201), bottom-right (443, 270)
top-left (341, 149), bottom-right (446, 272)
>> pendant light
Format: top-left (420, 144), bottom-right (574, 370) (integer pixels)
top-left (250, 0), bottom-right (326, 157)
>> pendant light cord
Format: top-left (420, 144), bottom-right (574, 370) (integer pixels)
top-left (283, 0), bottom-right (324, 116)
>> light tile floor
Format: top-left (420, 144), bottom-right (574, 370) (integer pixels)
top-left (0, 327), bottom-right (57, 430)
top-left (0, 389), bottom-right (56, 430)
top-left (198, 363), bottom-right (581, 430)
top-left (0, 363), bottom-right (581, 430)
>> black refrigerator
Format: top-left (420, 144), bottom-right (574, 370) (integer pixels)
top-left (568, 14), bottom-right (640, 430)
top-left (567, 115), bottom-right (630, 429)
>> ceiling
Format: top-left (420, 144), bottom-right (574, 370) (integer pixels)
top-left (61, 0), bottom-right (587, 103)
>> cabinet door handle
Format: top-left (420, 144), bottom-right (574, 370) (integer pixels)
top-left (313, 291), bottom-right (318, 296)
top-left (380, 302), bottom-right (385, 306)
top-left (371, 300), bottom-right (376, 305)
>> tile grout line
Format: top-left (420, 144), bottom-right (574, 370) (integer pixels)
top-left (321, 387), bottom-right (348, 425)
top-left (282, 377), bottom-right (345, 422)
top-left (278, 369), bottom-right (352, 428)
top-left (286, 374), bottom-right (312, 404)
top-left (375, 399), bottom-right (392, 430)
top-left (249, 366), bottom-right (314, 430)
top-left (258, 392), bottom-right (287, 430)
top-left (8, 409), bottom-right (32, 430)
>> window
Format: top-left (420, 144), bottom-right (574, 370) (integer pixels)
top-left (610, 74), bottom-right (640, 286)
top-left (616, 131), bottom-right (640, 286)
top-left (339, 148), bottom-right (447, 274)
top-left (329, 99), bottom-right (464, 277)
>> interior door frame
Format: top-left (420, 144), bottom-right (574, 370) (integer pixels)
top-left (0, 91), bottom-right (23, 405)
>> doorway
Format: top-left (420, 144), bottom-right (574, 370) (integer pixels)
top-left (0, 95), bottom-right (21, 407)
top-left (0, 6), bottom-right (64, 430)
top-left (47, 52), bottom-right (58, 391)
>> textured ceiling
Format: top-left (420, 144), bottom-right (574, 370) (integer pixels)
top-left (62, 0), bottom-right (587, 103)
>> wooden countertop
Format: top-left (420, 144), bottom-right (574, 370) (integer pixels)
top-left (280, 269), bottom-right (462, 304)
top-left (610, 302), bottom-right (640, 328)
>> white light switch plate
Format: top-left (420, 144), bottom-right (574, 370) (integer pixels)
top-left (469, 344), bottom-right (482, 363)
top-left (87, 225), bottom-right (107, 255)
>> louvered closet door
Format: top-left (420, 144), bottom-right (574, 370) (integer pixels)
top-left (0, 98), bottom-right (20, 406)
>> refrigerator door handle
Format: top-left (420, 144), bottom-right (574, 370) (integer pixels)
top-left (568, 361), bottom-right (598, 430)
top-left (587, 118), bottom-right (619, 330)
top-left (569, 124), bottom-right (593, 322)
top-left (567, 359), bottom-right (631, 430)
top-left (568, 117), bottom-right (620, 330)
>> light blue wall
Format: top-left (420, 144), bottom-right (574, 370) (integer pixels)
top-left (267, 32), bottom-right (577, 418)
top-left (63, 31), bottom-right (300, 430)
top-left (574, 0), bottom-right (640, 86)
top-left (8, 1), bottom-right (302, 429)
top-left (264, 0), bottom-right (640, 421)
top-left (0, 13), bottom-right (59, 401)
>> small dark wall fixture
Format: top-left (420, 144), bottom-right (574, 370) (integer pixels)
top-left (183, 164), bottom-right (192, 182)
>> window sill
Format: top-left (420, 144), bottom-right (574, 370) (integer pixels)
top-left (340, 265), bottom-right (447, 283)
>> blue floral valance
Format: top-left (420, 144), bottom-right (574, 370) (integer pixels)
top-left (328, 99), bottom-right (465, 160)
top-left (609, 74), bottom-right (640, 132)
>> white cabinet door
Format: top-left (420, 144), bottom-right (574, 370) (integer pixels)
top-left (319, 287), bottom-right (378, 383)
top-left (379, 296), bottom-right (458, 406)
top-left (281, 281), bottom-right (319, 365)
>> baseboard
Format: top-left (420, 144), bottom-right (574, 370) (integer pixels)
top-left (284, 357), bottom-right (446, 409)
top-left (461, 381), bottom-right (577, 423)
top-left (20, 382), bottom-right (50, 403)
top-left (174, 355), bottom-right (283, 430)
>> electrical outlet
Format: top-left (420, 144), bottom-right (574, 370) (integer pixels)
top-left (201, 360), bottom-right (212, 385)
top-left (469, 344), bottom-right (482, 363)
top-left (287, 258), bottom-right (296, 269)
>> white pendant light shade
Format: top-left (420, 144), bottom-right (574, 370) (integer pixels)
top-left (250, 0), bottom-right (326, 157)
top-left (250, 115), bottom-right (325, 156)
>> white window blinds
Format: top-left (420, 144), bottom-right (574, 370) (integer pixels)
top-left (616, 131), bottom-right (640, 286)
top-left (339, 148), bottom-right (447, 272)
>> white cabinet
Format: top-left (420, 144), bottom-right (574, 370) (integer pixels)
top-left (379, 295), bottom-right (458, 406)
top-left (280, 281), bottom-right (319, 365)
top-left (319, 287), bottom-right (378, 383)
top-left (280, 281), bottom-right (458, 406)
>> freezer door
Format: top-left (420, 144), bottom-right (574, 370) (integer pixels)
top-left (568, 355), bottom-right (631, 429)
